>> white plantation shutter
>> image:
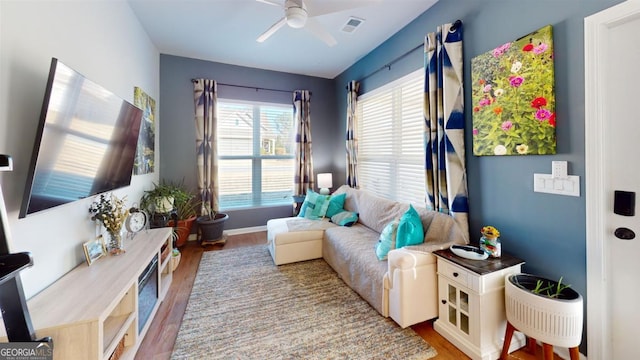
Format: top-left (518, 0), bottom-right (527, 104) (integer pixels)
top-left (217, 99), bottom-right (294, 208)
top-left (356, 69), bottom-right (425, 206)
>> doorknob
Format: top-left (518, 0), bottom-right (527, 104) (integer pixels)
top-left (614, 227), bottom-right (635, 240)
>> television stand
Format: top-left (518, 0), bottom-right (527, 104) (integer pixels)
top-left (0, 228), bottom-right (173, 360)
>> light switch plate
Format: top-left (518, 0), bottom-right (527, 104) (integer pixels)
top-left (534, 173), bottom-right (580, 196)
top-left (552, 161), bottom-right (568, 179)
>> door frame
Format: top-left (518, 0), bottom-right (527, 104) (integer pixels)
top-left (585, 1), bottom-right (640, 358)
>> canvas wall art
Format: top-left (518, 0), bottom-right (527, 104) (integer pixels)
top-left (471, 25), bottom-right (556, 156)
top-left (133, 87), bottom-right (156, 174)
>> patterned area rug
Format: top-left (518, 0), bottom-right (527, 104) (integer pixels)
top-left (171, 245), bottom-right (437, 360)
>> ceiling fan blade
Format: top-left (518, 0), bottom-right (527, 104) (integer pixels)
top-left (305, 18), bottom-right (337, 47)
top-left (256, 0), bottom-right (283, 7)
top-left (257, 17), bottom-right (287, 43)
top-left (306, 0), bottom-right (381, 17)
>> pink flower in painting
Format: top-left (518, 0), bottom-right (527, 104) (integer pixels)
top-left (473, 128), bottom-right (479, 135)
top-left (509, 76), bottom-right (524, 87)
top-left (534, 43), bottom-right (548, 54)
top-left (483, 84), bottom-right (492, 93)
top-left (535, 108), bottom-right (552, 121)
top-left (501, 121), bottom-right (513, 131)
top-left (479, 98), bottom-right (491, 106)
top-left (492, 42), bottom-right (512, 57)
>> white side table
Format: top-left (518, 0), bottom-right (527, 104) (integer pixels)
top-left (433, 249), bottom-right (525, 360)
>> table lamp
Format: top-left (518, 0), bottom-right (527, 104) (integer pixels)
top-left (317, 173), bottom-right (333, 195)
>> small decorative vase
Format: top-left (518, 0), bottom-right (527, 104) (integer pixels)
top-left (106, 230), bottom-right (125, 255)
top-left (480, 236), bottom-right (501, 258)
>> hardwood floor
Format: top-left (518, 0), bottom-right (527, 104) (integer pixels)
top-left (136, 231), bottom-right (556, 360)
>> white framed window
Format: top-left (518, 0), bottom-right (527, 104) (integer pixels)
top-left (356, 69), bottom-right (425, 206)
top-left (217, 99), bottom-right (294, 209)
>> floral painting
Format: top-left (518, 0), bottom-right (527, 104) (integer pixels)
top-left (133, 87), bottom-right (156, 173)
top-left (472, 25), bottom-right (556, 156)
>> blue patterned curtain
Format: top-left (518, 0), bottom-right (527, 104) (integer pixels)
top-left (193, 79), bottom-right (219, 215)
top-left (346, 80), bottom-right (360, 188)
top-left (424, 21), bottom-right (469, 241)
top-left (293, 90), bottom-right (314, 196)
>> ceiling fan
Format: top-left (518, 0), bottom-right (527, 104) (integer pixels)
top-left (256, 0), bottom-right (377, 46)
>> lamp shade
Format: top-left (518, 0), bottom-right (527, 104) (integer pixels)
top-left (317, 173), bottom-right (333, 195)
top-left (317, 173), bottom-right (333, 189)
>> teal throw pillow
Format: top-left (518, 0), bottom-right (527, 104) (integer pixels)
top-left (298, 190), bottom-right (330, 220)
top-left (330, 211), bottom-right (359, 227)
top-left (395, 205), bottom-right (424, 248)
top-left (325, 193), bottom-right (346, 218)
top-left (375, 219), bottom-right (400, 260)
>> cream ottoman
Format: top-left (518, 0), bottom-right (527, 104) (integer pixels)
top-left (267, 217), bottom-right (334, 265)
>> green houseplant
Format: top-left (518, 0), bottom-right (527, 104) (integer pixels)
top-left (141, 180), bottom-right (198, 247)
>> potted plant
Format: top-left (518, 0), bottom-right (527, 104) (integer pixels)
top-left (141, 180), bottom-right (198, 247)
top-left (503, 273), bottom-right (583, 353)
top-left (196, 202), bottom-right (229, 244)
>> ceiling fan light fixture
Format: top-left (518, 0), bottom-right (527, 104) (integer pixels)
top-left (286, 6), bottom-right (307, 28)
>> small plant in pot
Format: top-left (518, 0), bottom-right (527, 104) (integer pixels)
top-left (503, 273), bottom-right (583, 353)
top-left (196, 202), bottom-right (229, 244)
top-left (140, 180), bottom-right (198, 247)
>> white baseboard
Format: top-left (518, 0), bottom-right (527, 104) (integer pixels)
top-left (224, 225), bottom-right (267, 235)
top-left (185, 225), bottom-right (267, 243)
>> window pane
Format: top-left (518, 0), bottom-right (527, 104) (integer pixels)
top-left (261, 159), bottom-right (294, 204)
top-left (218, 102), bottom-right (253, 156)
top-left (218, 159), bottom-right (252, 207)
top-left (217, 99), bottom-right (294, 209)
top-left (260, 105), bottom-right (294, 156)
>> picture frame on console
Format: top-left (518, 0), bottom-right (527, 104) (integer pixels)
top-left (83, 237), bottom-right (106, 266)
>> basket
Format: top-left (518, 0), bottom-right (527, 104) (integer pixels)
top-left (109, 336), bottom-right (125, 360)
top-left (171, 252), bottom-right (181, 271)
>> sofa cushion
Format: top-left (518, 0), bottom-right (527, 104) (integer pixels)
top-left (330, 211), bottom-right (359, 227)
top-left (396, 205), bottom-right (424, 248)
top-left (326, 192), bottom-right (346, 218)
top-left (299, 190), bottom-right (330, 219)
top-left (375, 219), bottom-right (399, 260)
top-left (323, 224), bottom-right (388, 315)
top-left (333, 185), bottom-right (405, 234)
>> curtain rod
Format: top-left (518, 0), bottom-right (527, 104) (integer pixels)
top-left (190, 79), bottom-right (308, 95)
top-left (348, 19), bottom-right (462, 89)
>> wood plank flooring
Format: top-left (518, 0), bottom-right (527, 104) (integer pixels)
top-left (135, 231), bottom-right (556, 360)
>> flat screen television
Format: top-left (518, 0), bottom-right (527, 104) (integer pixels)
top-left (19, 58), bottom-right (143, 218)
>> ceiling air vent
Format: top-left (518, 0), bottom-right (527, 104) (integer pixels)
top-left (341, 17), bottom-right (365, 34)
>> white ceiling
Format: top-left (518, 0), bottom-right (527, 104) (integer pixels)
top-left (127, 0), bottom-right (438, 79)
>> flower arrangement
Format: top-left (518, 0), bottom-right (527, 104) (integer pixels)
top-left (89, 193), bottom-right (129, 254)
top-left (481, 225), bottom-right (500, 240)
top-left (480, 225), bottom-right (501, 258)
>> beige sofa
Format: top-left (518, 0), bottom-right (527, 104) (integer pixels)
top-left (267, 185), bottom-right (467, 328)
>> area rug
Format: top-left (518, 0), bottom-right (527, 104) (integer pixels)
top-left (171, 245), bottom-right (437, 360)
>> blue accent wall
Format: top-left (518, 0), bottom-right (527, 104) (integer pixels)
top-left (159, 55), bottom-right (339, 228)
top-left (334, 0), bottom-right (623, 352)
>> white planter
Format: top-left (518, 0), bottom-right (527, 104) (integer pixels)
top-left (154, 196), bottom-right (174, 213)
top-left (505, 274), bottom-right (583, 348)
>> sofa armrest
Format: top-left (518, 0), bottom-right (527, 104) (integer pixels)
top-left (386, 248), bottom-right (438, 327)
top-left (388, 248), bottom-right (436, 271)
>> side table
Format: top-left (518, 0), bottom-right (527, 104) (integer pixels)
top-left (433, 249), bottom-right (526, 360)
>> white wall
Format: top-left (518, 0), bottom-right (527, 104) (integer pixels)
top-left (0, 1), bottom-right (159, 298)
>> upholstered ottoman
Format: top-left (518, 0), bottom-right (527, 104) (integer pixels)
top-left (267, 217), bottom-right (335, 265)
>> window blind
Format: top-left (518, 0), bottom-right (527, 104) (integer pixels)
top-left (356, 69), bottom-right (425, 206)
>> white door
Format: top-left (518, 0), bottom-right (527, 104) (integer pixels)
top-left (585, 2), bottom-right (640, 359)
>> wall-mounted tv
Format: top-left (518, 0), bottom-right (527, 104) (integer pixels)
top-left (19, 58), bottom-right (143, 218)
